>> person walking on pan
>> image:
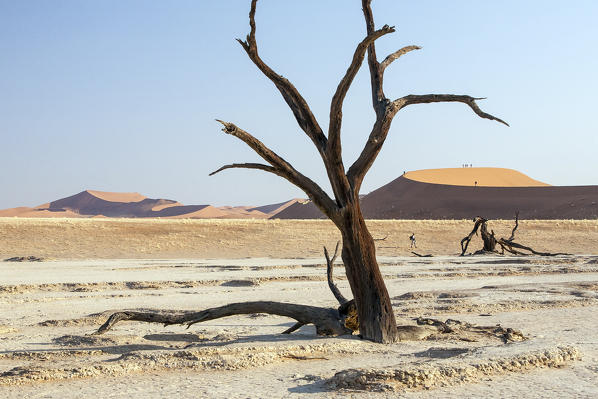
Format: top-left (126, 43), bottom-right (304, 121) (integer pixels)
top-left (409, 233), bottom-right (417, 248)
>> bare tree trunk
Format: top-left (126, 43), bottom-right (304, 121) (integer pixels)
top-left (339, 202), bottom-right (399, 343)
top-left (209, 0), bottom-right (507, 343)
top-left (479, 221), bottom-right (497, 252)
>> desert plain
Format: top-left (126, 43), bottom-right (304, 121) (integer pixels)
top-left (1, 217), bottom-right (598, 398)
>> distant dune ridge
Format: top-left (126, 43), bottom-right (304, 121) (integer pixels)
top-left (273, 167), bottom-right (598, 220)
top-left (0, 190), bottom-right (301, 219)
top-left (1, 168), bottom-right (596, 219)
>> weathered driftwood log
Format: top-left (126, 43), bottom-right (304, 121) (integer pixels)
top-left (94, 302), bottom-right (352, 337)
top-left (95, 244), bottom-right (358, 337)
top-left (460, 213), bottom-right (568, 256)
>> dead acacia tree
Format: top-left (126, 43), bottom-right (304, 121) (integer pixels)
top-left (98, 0), bottom-right (507, 343)
top-left (460, 212), bottom-right (568, 256)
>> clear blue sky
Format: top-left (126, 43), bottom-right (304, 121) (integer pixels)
top-left (1, 0), bottom-right (597, 209)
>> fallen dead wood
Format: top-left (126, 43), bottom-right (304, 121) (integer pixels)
top-left (94, 244), bottom-right (525, 343)
top-left (4, 256), bottom-right (44, 262)
top-left (460, 212), bottom-right (568, 257)
top-left (411, 251), bottom-right (433, 258)
top-left (94, 302), bottom-right (352, 337)
top-left (373, 235), bottom-right (388, 241)
top-left (95, 244), bottom-right (359, 338)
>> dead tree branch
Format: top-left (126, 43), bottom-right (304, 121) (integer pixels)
top-left (380, 45), bottom-right (421, 72)
top-left (328, 24), bottom-right (395, 160)
top-left (237, 0), bottom-right (327, 151)
top-left (411, 251), bottom-right (433, 258)
top-left (461, 213), bottom-right (569, 256)
top-left (507, 211), bottom-right (519, 242)
top-left (460, 217), bottom-right (486, 256)
top-left (95, 302), bottom-right (352, 337)
top-left (395, 94), bottom-right (509, 126)
top-left (209, 163), bottom-right (277, 177)
top-left (325, 241), bottom-right (348, 305)
top-left (214, 120), bottom-right (337, 218)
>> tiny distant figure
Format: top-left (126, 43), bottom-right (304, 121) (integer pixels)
top-left (409, 233), bottom-right (417, 248)
top-left (403, 170), bottom-right (405, 175)
top-left (470, 164), bottom-right (473, 167)
top-left (475, 181), bottom-right (478, 187)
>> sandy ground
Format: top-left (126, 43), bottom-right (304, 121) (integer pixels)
top-left (1, 218), bottom-right (597, 397)
top-left (1, 218), bottom-right (596, 259)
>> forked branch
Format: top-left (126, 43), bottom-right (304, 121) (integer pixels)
top-left (328, 24), bottom-right (395, 157)
top-left (214, 119), bottom-right (337, 217)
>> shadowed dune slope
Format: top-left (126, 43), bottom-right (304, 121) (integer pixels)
top-left (45, 190), bottom-right (209, 218)
top-left (0, 191), bottom-right (297, 219)
top-left (248, 199), bottom-right (302, 215)
top-left (273, 170), bottom-right (598, 220)
top-left (360, 176), bottom-right (598, 219)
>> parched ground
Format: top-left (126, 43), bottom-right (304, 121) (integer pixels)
top-left (0, 218), bottom-right (597, 398)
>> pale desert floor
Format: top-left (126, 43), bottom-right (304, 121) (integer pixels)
top-left (1, 218), bottom-right (597, 398)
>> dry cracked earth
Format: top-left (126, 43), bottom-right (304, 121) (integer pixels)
top-left (1, 255), bottom-right (598, 398)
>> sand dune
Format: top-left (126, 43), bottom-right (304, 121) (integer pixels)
top-left (404, 167), bottom-right (549, 187)
top-left (274, 168), bottom-right (597, 220)
top-left (0, 191), bottom-right (292, 219)
top-left (360, 176), bottom-right (598, 219)
top-left (151, 201), bottom-right (184, 212)
top-left (247, 199), bottom-right (302, 215)
top-left (0, 207), bottom-right (31, 217)
top-left (0, 207), bottom-right (80, 218)
top-left (2, 168), bottom-right (593, 220)
top-left (166, 205), bottom-right (227, 219)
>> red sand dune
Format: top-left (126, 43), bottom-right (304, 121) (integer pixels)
top-left (0, 191), bottom-right (298, 219)
top-left (404, 167), bottom-right (548, 187)
top-left (4, 168), bottom-right (594, 220)
top-left (273, 168), bottom-right (598, 220)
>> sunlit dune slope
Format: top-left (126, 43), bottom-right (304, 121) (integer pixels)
top-left (404, 167), bottom-right (549, 187)
top-left (273, 168), bottom-right (597, 220)
top-left (85, 190), bottom-right (146, 203)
